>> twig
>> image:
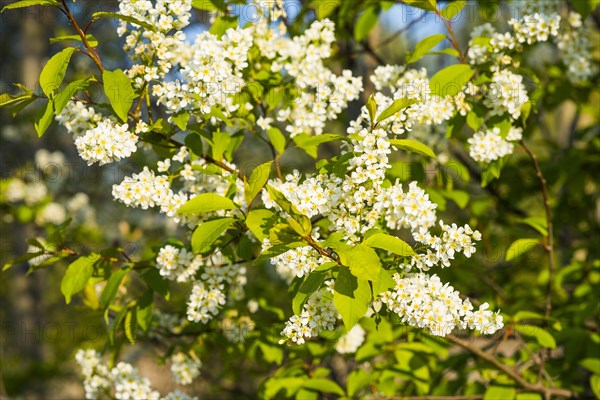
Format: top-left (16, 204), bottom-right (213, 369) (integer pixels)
top-left (445, 335), bottom-right (574, 399)
top-left (375, 17), bottom-right (422, 49)
top-left (518, 140), bottom-right (555, 323)
top-left (61, 0), bottom-right (104, 72)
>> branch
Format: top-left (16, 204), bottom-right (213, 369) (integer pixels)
top-left (445, 335), bottom-right (574, 399)
top-left (61, 0), bottom-right (104, 72)
top-left (518, 140), bottom-right (555, 323)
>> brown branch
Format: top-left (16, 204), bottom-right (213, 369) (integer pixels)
top-left (435, 10), bottom-right (468, 64)
top-left (375, 17), bottom-right (422, 49)
top-left (61, 0), bottom-right (104, 72)
top-left (445, 335), bottom-right (574, 399)
top-left (519, 140), bottom-right (555, 323)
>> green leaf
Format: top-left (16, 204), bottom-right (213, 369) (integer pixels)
top-left (571, 0), bottom-right (600, 19)
top-left (211, 130), bottom-right (231, 161)
top-left (172, 112), bottom-right (190, 131)
top-left (124, 309), bottom-right (137, 344)
top-left (429, 64), bottom-right (474, 97)
top-left (406, 34), bottom-right (447, 64)
top-left (441, 190), bottom-right (469, 209)
top-left (209, 15), bottom-right (238, 37)
top-left (245, 209), bottom-right (276, 241)
top-left (505, 239), bottom-right (540, 262)
top-left (581, 359), bottom-right (600, 375)
top-left (50, 34), bottom-right (98, 47)
top-left (34, 100), bottom-right (54, 137)
top-left (177, 193), bottom-right (238, 214)
top-left (92, 12), bottom-right (156, 31)
top-left (293, 270), bottom-right (327, 314)
top-left (191, 0), bottom-right (227, 12)
top-left (376, 98), bottom-right (419, 123)
top-left (440, 0), bottom-right (465, 19)
top-left (354, 6), bottom-right (379, 42)
top-left (402, 0), bottom-right (437, 12)
top-left (293, 133), bottom-right (345, 159)
top-left (266, 186), bottom-right (311, 236)
top-left (39, 47), bottom-right (76, 98)
top-left (140, 268), bottom-right (170, 299)
top-left (362, 233), bottom-right (415, 256)
top-left (389, 139), bottom-right (437, 158)
top-left (53, 78), bottom-right (91, 114)
top-left (303, 379), bottom-right (345, 396)
top-left (366, 94), bottom-right (377, 124)
top-left (192, 217), bottom-right (235, 253)
top-left (0, 92), bottom-right (34, 108)
top-left (518, 325), bottom-right (556, 349)
top-left (339, 244), bottom-right (382, 282)
top-left (103, 69), bottom-right (135, 122)
top-left (258, 340), bottom-right (284, 365)
top-left (245, 161), bottom-right (273, 206)
top-left (372, 268), bottom-right (396, 296)
top-left (61, 254), bottom-right (100, 304)
top-left (334, 268), bottom-right (371, 329)
top-left (518, 217), bottom-right (548, 237)
top-left (430, 48), bottom-right (460, 57)
top-left (312, 0), bottom-right (341, 19)
top-left (481, 158), bottom-right (505, 187)
top-left (266, 127), bottom-right (286, 154)
top-left (591, 375), bottom-right (600, 399)
top-left (100, 267), bottom-right (129, 309)
top-left (484, 386), bottom-right (516, 400)
top-left (135, 289), bottom-right (153, 332)
top-left (347, 369), bottom-right (374, 397)
top-left (466, 110), bottom-right (483, 130)
top-left (1, 0), bottom-right (60, 13)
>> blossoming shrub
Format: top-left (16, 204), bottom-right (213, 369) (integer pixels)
top-left (1, 0), bottom-right (599, 398)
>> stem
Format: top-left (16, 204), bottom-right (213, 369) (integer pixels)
top-left (61, 0), bottom-right (104, 72)
top-left (445, 335), bottom-right (574, 399)
top-left (435, 10), bottom-right (468, 64)
top-left (519, 140), bottom-right (555, 323)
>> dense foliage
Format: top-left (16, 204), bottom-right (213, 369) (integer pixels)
top-left (1, 0), bottom-right (599, 398)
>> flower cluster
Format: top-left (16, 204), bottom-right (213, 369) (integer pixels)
top-left (380, 273), bottom-right (504, 336)
top-left (220, 312), bottom-right (256, 343)
top-left (468, 126), bottom-right (523, 163)
top-left (74, 120), bottom-right (140, 166)
top-left (118, 0), bottom-right (193, 85)
top-left (370, 67), bottom-right (456, 136)
top-left (483, 69), bottom-right (529, 120)
top-left (281, 284), bottom-right (339, 345)
top-left (156, 245), bottom-right (202, 282)
top-left (55, 101), bottom-right (102, 136)
top-left (170, 352), bottom-right (201, 386)
top-left (76, 349), bottom-right (199, 399)
top-left (335, 324), bottom-right (366, 354)
top-left (186, 258), bottom-right (247, 324)
top-left (410, 221), bottom-right (482, 270)
top-left (469, 8), bottom-right (595, 84)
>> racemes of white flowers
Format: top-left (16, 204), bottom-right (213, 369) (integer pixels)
top-left (76, 349), bottom-right (199, 399)
top-left (380, 273), bottom-right (504, 336)
top-left (335, 324), bottom-right (366, 354)
top-left (468, 126), bottom-right (523, 163)
top-left (281, 282), bottom-right (339, 345)
top-left (186, 254), bottom-right (247, 324)
top-left (156, 245), bottom-right (202, 283)
top-left (170, 352), bottom-right (201, 386)
top-left (469, 7), bottom-right (595, 84)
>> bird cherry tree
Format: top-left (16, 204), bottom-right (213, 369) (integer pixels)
top-left (1, 0), bottom-right (598, 399)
